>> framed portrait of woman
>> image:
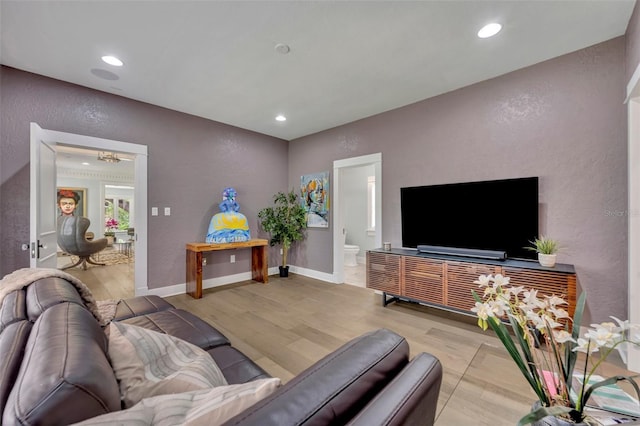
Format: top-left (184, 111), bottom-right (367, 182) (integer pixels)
top-left (56, 187), bottom-right (87, 217)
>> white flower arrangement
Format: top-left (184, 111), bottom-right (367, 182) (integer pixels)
top-left (471, 274), bottom-right (640, 425)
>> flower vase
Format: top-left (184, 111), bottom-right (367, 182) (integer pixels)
top-left (531, 417), bottom-right (587, 426)
top-left (530, 402), bottom-right (588, 426)
top-left (106, 236), bottom-right (114, 246)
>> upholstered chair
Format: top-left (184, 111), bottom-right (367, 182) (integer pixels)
top-left (57, 216), bottom-right (108, 270)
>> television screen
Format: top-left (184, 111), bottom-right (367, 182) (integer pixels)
top-left (400, 177), bottom-right (539, 259)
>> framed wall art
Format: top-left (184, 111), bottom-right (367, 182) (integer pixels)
top-left (300, 171), bottom-right (329, 228)
top-left (56, 187), bottom-right (87, 217)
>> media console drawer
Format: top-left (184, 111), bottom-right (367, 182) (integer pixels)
top-left (403, 257), bottom-right (444, 305)
top-left (366, 249), bottom-right (577, 316)
top-left (367, 251), bottom-right (401, 294)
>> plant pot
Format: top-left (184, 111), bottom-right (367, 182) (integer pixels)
top-left (279, 266), bottom-right (289, 277)
top-left (105, 235), bottom-right (114, 246)
top-left (538, 253), bottom-right (557, 268)
top-left (530, 402), bottom-right (587, 426)
top-left (531, 414), bottom-right (587, 426)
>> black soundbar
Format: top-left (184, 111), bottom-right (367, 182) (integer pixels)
top-left (416, 245), bottom-right (507, 260)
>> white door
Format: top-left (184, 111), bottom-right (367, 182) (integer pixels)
top-left (30, 123), bottom-right (58, 268)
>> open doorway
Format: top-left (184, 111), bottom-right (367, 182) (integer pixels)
top-left (30, 123), bottom-right (148, 297)
top-left (627, 79), bottom-right (640, 373)
top-left (56, 146), bottom-right (137, 299)
top-left (332, 153), bottom-right (382, 286)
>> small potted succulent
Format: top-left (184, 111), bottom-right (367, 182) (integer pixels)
top-left (258, 190), bottom-right (307, 277)
top-left (526, 236), bottom-right (560, 267)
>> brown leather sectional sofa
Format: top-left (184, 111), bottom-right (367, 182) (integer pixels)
top-left (0, 274), bottom-right (443, 425)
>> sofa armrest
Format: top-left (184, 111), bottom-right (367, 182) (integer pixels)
top-left (113, 295), bottom-right (175, 321)
top-left (346, 352), bottom-right (443, 426)
top-left (223, 328), bottom-right (409, 426)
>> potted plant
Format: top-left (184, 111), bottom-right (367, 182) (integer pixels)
top-left (258, 190), bottom-right (307, 277)
top-left (105, 218), bottom-right (118, 246)
top-left (526, 236), bottom-right (560, 267)
top-left (472, 274), bottom-right (640, 425)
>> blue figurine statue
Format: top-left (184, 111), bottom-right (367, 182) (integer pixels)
top-left (206, 187), bottom-right (251, 243)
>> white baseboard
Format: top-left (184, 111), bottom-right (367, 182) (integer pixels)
top-left (289, 265), bottom-right (339, 283)
top-left (139, 266), bottom-right (339, 298)
top-left (136, 283), bottom-right (185, 298)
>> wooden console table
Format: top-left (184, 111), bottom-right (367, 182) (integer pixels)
top-left (186, 239), bottom-right (269, 299)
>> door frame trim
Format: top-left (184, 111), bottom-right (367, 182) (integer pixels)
top-left (332, 153), bottom-right (382, 284)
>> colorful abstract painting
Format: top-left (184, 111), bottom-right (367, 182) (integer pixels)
top-left (301, 172), bottom-right (329, 228)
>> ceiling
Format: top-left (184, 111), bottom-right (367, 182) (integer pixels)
top-left (1, 1), bottom-right (636, 141)
top-left (56, 145), bottom-right (134, 175)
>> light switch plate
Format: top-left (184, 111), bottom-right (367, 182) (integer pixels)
top-left (151, 207), bottom-right (158, 216)
top-left (230, 255), bottom-right (235, 263)
top-left (164, 207), bottom-right (171, 216)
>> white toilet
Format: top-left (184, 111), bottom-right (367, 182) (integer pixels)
top-left (344, 244), bottom-right (360, 266)
top-left (343, 232), bottom-right (360, 266)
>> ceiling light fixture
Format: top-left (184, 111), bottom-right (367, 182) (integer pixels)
top-left (274, 43), bottom-right (291, 54)
top-left (98, 152), bottom-right (121, 163)
top-left (275, 115), bottom-right (287, 122)
top-left (477, 23), bottom-right (502, 39)
top-left (101, 55), bottom-right (124, 66)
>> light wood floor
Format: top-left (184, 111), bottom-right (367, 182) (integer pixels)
top-left (59, 259), bottom-right (135, 301)
top-left (75, 269), bottom-right (632, 425)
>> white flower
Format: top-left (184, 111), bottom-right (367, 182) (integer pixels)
top-left (586, 324), bottom-right (621, 348)
top-left (474, 274), bottom-right (492, 287)
top-left (609, 316), bottom-right (629, 332)
top-left (540, 313), bottom-right (562, 330)
top-left (484, 282), bottom-right (499, 297)
top-left (471, 302), bottom-right (494, 320)
top-left (523, 289), bottom-right (545, 309)
top-left (508, 286), bottom-right (525, 297)
top-left (546, 295), bottom-right (568, 307)
top-left (549, 307), bottom-right (570, 321)
top-left (553, 330), bottom-right (576, 344)
top-left (490, 299), bottom-right (509, 317)
top-left (493, 274), bottom-right (510, 287)
top-left (527, 311), bottom-right (547, 330)
top-left (574, 337), bottom-right (600, 354)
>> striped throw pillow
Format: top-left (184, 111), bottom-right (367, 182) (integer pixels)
top-left (72, 378), bottom-right (281, 425)
top-left (107, 321), bottom-right (228, 407)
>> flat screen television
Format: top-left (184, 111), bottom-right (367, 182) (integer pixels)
top-left (400, 177), bottom-right (539, 260)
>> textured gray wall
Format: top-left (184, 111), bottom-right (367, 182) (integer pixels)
top-left (0, 66), bottom-right (288, 288)
top-left (0, 36), bottom-right (630, 323)
top-left (289, 37), bottom-right (628, 324)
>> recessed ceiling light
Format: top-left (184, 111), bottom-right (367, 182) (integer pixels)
top-left (275, 115), bottom-right (287, 122)
top-left (477, 23), bottom-right (502, 39)
top-left (82, 162), bottom-right (90, 166)
top-left (101, 55), bottom-right (124, 66)
top-left (275, 43), bottom-right (291, 54)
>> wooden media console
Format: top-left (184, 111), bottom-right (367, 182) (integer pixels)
top-left (367, 248), bottom-right (577, 317)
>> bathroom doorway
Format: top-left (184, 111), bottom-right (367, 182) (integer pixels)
top-left (332, 153), bottom-right (382, 286)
